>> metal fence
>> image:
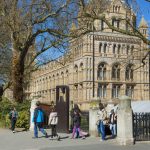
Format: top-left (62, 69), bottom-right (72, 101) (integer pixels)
top-left (80, 111), bottom-right (89, 132)
top-left (133, 113), bottom-right (150, 141)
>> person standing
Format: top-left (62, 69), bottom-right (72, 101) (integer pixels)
top-left (48, 107), bottom-right (60, 140)
top-left (9, 107), bottom-right (18, 133)
top-left (109, 109), bottom-right (117, 138)
top-left (97, 103), bottom-right (107, 141)
top-left (33, 101), bottom-right (48, 138)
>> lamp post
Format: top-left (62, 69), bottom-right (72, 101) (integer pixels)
top-left (92, 24), bottom-right (95, 98)
top-left (149, 51), bottom-right (150, 100)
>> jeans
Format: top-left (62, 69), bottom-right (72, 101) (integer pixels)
top-left (109, 124), bottom-right (117, 137)
top-left (34, 122), bottom-right (47, 138)
top-left (98, 121), bottom-right (106, 140)
top-left (72, 125), bottom-right (84, 138)
top-left (11, 118), bottom-right (17, 131)
top-left (51, 125), bottom-right (58, 137)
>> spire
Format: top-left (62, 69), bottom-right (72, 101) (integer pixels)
top-left (70, 22), bottom-right (77, 31)
top-left (139, 16), bottom-right (148, 28)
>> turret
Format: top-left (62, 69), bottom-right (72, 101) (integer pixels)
top-left (139, 16), bottom-right (148, 38)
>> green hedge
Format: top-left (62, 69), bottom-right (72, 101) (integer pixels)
top-left (0, 98), bottom-right (31, 130)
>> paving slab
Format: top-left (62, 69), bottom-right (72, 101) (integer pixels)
top-left (0, 129), bottom-right (150, 150)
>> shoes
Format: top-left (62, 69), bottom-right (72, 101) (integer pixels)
top-left (12, 131), bottom-right (15, 133)
top-left (100, 139), bottom-right (106, 141)
top-left (45, 133), bottom-right (48, 138)
top-left (57, 136), bottom-right (60, 141)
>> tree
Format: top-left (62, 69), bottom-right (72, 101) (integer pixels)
top-left (0, 0), bottom-right (75, 103)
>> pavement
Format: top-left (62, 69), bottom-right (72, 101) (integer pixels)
top-left (0, 128), bottom-right (150, 150)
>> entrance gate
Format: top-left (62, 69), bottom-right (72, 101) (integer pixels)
top-left (133, 113), bottom-right (150, 141)
top-left (56, 85), bottom-right (69, 133)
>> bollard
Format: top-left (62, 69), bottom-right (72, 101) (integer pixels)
top-left (29, 99), bottom-right (39, 131)
top-left (117, 95), bottom-right (134, 145)
top-left (89, 108), bottom-right (99, 137)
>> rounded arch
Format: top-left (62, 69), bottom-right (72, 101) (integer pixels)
top-left (80, 62), bottom-right (83, 67)
top-left (99, 43), bottom-right (102, 53)
top-left (125, 63), bottom-right (134, 80)
top-left (74, 64), bottom-right (78, 72)
top-left (111, 61), bottom-right (121, 67)
top-left (56, 73), bottom-right (59, 77)
top-left (98, 61), bottom-right (108, 67)
top-left (66, 69), bottom-right (69, 74)
top-left (111, 62), bottom-right (121, 80)
top-left (79, 62), bottom-right (84, 70)
top-left (97, 62), bottom-right (107, 80)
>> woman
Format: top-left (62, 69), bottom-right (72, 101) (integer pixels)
top-left (48, 107), bottom-right (60, 140)
top-left (71, 109), bottom-right (85, 139)
top-left (9, 107), bottom-right (18, 133)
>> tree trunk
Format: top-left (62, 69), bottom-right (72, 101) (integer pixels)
top-left (12, 49), bottom-right (25, 103)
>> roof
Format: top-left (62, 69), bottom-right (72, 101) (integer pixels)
top-left (139, 16), bottom-right (148, 28)
top-left (113, 100), bottom-right (150, 113)
top-left (131, 101), bottom-right (150, 113)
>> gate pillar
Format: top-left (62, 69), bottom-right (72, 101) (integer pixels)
top-left (117, 95), bottom-right (134, 145)
top-left (56, 86), bottom-right (69, 133)
top-left (30, 99), bottom-right (39, 131)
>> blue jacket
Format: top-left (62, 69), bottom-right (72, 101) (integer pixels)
top-left (33, 108), bottom-right (44, 123)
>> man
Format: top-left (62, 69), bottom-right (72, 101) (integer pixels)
top-left (109, 109), bottom-right (117, 138)
top-left (97, 103), bottom-right (107, 141)
top-left (33, 101), bottom-right (48, 138)
top-left (9, 107), bottom-right (18, 133)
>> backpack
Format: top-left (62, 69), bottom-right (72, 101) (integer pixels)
top-left (34, 108), bottom-right (44, 123)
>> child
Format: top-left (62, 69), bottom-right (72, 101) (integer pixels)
top-left (48, 107), bottom-right (60, 140)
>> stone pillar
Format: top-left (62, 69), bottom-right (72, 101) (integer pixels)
top-left (89, 108), bottom-right (98, 137)
top-left (30, 99), bottom-right (39, 131)
top-left (117, 95), bottom-right (134, 145)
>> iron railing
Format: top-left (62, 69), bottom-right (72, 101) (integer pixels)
top-left (133, 113), bottom-right (150, 141)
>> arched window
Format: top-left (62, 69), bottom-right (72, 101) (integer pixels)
top-left (126, 85), bottom-right (134, 98)
top-left (112, 64), bottom-right (120, 80)
top-left (97, 63), bottom-right (107, 80)
top-left (117, 44), bottom-right (121, 54)
top-left (74, 65), bottom-right (78, 82)
top-left (98, 84), bottom-right (107, 98)
top-left (113, 44), bottom-right (116, 54)
top-left (104, 43), bottom-right (107, 53)
top-left (99, 43), bottom-right (102, 53)
top-left (126, 45), bottom-right (130, 55)
top-left (112, 84), bottom-right (121, 98)
top-left (112, 18), bottom-right (120, 29)
top-left (100, 20), bottom-right (104, 31)
top-left (118, 6), bottom-right (120, 12)
top-left (131, 45), bottom-right (134, 55)
top-left (125, 64), bottom-right (133, 80)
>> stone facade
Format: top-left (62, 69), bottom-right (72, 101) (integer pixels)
top-left (27, 0), bottom-right (149, 110)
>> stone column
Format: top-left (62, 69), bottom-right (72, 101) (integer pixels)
top-left (117, 95), bottom-right (134, 145)
top-left (30, 99), bottom-right (39, 131)
top-left (89, 108), bottom-right (98, 137)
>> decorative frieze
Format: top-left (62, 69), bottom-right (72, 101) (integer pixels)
top-left (94, 35), bottom-right (140, 44)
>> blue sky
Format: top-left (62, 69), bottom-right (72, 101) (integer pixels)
top-left (136, 0), bottom-right (150, 25)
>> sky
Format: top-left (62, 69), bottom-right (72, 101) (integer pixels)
top-left (136, 0), bottom-right (150, 25)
